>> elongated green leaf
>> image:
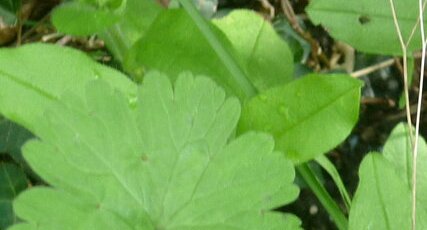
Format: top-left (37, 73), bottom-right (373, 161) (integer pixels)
top-left (315, 155), bottom-right (351, 210)
top-left (349, 123), bottom-right (427, 229)
top-left (126, 9), bottom-right (294, 99)
top-left (52, 1), bottom-right (121, 36)
top-left (306, 0), bottom-right (426, 55)
top-left (238, 74), bottom-right (362, 163)
top-left (0, 163), bottom-right (28, 229)
top-left (179, 2), bottom-right (255, 98)
top-left (9, 72), bottom-right (301, 230)
top-left (0, 43), bottom-right (136, 134)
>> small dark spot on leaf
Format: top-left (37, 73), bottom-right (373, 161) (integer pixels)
top-left (358, 15), bottom-right (371, 25)
top-left (141, 154), bottom-right (149, 162)
top-left (96, 203), bottom-right (101, 209)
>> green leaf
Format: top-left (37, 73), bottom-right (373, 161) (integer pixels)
top-left (0, 43), bottom-right (136, 134)
top-left (0, 0), bottom-right (20, 26)
top-left (126, 9), bottom-right (294, 99)
top-left (52, 1), bottom-right (121, 36)
top-left (315, 155), bottom-right (351, 210)
top-left (52, 0), bottom-right (162, 61)
top-left (9, 72), bottom-right (301, 229)
top-left (349, 123), bottom-right (427, 229)
top-left (0, 119), bottom-right (32, 166)
top-left (238, 74), bottom-right (362, 163)
top-left (349, 153), bottom-right (412, 230)
top-left (0, 163), bottom-right (28, 229)
top-left (125, 9), bottom-right (249, 100)
top-left (213, 10), bottom-right (294, 92)
top-left (306, 0), bottom-right (426, 55)
top-left (273, 17), bottom-right (311, 63)
top-left (99, 0), bottom-right (163, 62)
top-left (0, 0), bottom-right (20, 13)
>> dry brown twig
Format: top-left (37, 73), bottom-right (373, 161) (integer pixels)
top-left (351, 59), bottom-right (396, 78)
top-left (280, 0), bottom-right (330, 70)
top-left (389, 0), bottom-right (427, 229)
top-left (389, 0), bottom-right (415, 144)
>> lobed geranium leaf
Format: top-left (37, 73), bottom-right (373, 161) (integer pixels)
top-left (238, 74), bottom-right (362, 163)
top-left (349, 123), bottom-right (427, 229)
top-left (8, 72), bottom-right (301, 229)
top-left (306, 0), bottom-right (427, 55)
top-left (0, 44), bottom-right (136, 134)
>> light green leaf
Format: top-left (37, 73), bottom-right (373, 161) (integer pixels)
top-left (213, 10), bottom-right (294, 91)
top-left (9, 72), bottom-right (301, 229)
top-left (238, 74), bottom-right (362, 163)
top-left (52, 1), bottom-right (121, 36)
top-left (306, 0), bottom-right (426, 55)
top-left (349, 153), bottom-right (412, 230)
top-left (349, 123), bottom-right (427, 229)
top-left (0, 43), bottom-right (136, 134)
top-left (0, 163), bottom-right (28, 229)
top-left (125, 9), bottom-right (294, 99)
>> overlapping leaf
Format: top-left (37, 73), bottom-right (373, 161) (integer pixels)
top-left (125, 9), bottom-right (294, 99)
top-left (8, 72), bottom-right (301, 230)
top-left (213, 10), bottom-right (294, 91)
top-left (349, 123), bottom-right (427, 229)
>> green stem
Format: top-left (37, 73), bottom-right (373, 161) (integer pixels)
top-left (178, 0), bottom-right (257, 98)
top-left (297, 164), bottom-right (348, 230)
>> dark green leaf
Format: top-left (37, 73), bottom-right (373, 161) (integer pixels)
top-left (0, 163), bottom-right (28, 229)
top-left (0, 119), bottom-right (32, 165)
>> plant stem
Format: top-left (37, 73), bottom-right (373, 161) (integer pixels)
top-left (178, 0), bottom-right (257, 98)
top-left (297, 164), bottom-right (348, 230)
